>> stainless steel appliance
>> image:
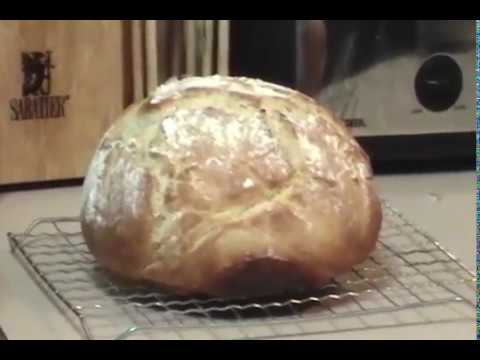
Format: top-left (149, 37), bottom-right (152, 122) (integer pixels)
top-left (230, 20), bottom-right (476, 172)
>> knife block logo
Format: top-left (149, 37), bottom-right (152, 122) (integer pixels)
top-left (10, 51), bottom-right (70, 121)
top-left (22, 51), bottom-right (53, 96)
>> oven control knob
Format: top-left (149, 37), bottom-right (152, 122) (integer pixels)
top-left (414, 54), bottom-right (463, 112)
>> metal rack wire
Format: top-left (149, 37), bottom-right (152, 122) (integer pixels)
top-left (8, 201), bottom-right (476, 340)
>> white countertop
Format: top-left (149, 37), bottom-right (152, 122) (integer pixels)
top-left (0, 171), bottom-right (476, 340)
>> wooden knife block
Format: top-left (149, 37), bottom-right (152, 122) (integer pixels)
top-left (0, 20), bottom-right (132, 186)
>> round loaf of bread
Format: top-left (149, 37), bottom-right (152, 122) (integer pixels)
top-left (80, 76), bottom-right (382, 298)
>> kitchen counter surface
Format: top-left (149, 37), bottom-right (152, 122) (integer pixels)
top-left (0, 171), bottom-right (476, 340)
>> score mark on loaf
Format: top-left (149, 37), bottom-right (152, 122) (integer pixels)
top-left (80, 75), bottom-right (382, 298)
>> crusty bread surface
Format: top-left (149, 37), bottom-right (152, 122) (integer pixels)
top-left (80, 76), bottom-right (382, 297)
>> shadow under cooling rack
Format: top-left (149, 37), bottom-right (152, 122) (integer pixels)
top-left (8, 201), bottom-right (476, 340)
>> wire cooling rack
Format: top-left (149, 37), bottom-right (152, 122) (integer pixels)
top-left (8, 201), bottom-right (476, 340)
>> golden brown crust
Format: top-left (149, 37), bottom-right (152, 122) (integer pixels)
top-left (80, 75), bottom-right (382, 298)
